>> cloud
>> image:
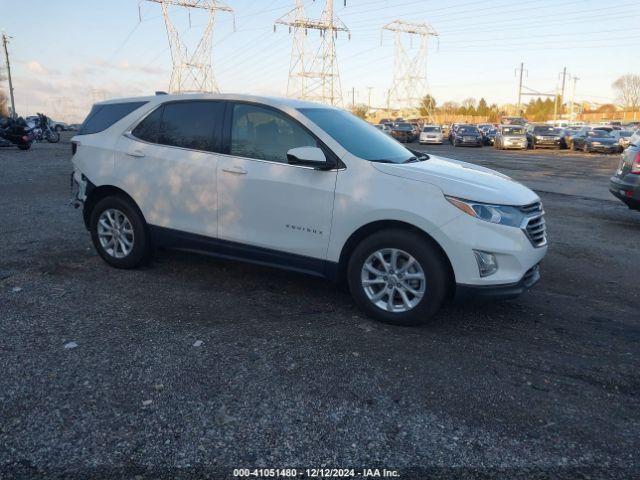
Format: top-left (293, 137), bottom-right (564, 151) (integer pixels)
top-left (25, 60), bottom-right (59, 75)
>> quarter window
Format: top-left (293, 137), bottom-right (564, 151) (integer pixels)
top-left (132, 106), bottom-right (162, 143)
top-left (158, 101), bottom-right (224, 152)
top-left (230, 104), bottom-right (317, 163)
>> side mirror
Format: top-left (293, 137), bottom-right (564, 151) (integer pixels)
top-left (287, 146), bottom-right (332, 170)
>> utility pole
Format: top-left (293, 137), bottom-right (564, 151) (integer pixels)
top-left (366, 86), bottom-right (373, 112)
top-left (2, 32), bottom-right (16, 119)
top-left (569, 75), bottom-right (579, 122)
top-left (554, 67), bottom-right (567, 121)
top-left (516, 62), bottom-right (524, 114)
top-left (351, 86), bottom-right (355, 108)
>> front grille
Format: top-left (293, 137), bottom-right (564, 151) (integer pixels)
top-left (520, 202), bottom-right (547, 247)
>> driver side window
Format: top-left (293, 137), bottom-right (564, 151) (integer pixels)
top-left (230, 104), bottom-right (317, 163)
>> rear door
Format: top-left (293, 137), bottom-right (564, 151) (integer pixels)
top-left (216, 102), bottom-right (337, 259)
top-left (114, 100), bottom-right (225, 237)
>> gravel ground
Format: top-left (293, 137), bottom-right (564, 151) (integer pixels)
top-left (0, 136), bottom-right (638, 479)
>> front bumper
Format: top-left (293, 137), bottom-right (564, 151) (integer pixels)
top-left (438, 210), bottom-right (548, 288)
top-left (589, 144), bottom-right (619, 154)
top-left (533, 140), bottom-right (561, 148)
top-left (419, 135), bottom-right (443, 144)
top-left (455, 264), bottom-right (540, 301)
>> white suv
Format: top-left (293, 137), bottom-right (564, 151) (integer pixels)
top-left (71, 94), bottom-right (547, 325)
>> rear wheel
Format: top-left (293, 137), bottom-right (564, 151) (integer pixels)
top-left (347, 229), bottom-right (449, 326)
top-left (89, 195), bottom-right (150, 269)
top-left (17, 144), bottom-right (31, 151)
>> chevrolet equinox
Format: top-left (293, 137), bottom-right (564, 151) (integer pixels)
top-left (71, 94), bottom-right (547, 325)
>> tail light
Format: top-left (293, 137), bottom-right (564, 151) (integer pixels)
top-left (632, 152), bottom-right (640, 174)
top-left (22, 135), bottom-right (29, 142)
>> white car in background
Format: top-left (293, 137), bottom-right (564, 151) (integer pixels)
top-left (419, 125), bottom-right (444, 144)
top-left (71, 94), bottom-right (547, 326)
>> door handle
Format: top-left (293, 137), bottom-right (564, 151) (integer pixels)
top-left (127, 150), bottom-right (145, 158)
top-left (222, 166), bottom-right (247, 175)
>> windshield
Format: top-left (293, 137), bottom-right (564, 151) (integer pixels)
top-left (502, 126), bottom-right (524, 135)
top-left (619, 131), bottom-right (632, 137)
top-left (459, 126), bottom-right (479, 134)
top-left (422, 126), bottom-right (441, 132)
top-left (299, 108), bottom-right (414, 163)
top-left (533, 126), bottom-right (560, 134)
top-left (587, 130), bottom-right (611, 138)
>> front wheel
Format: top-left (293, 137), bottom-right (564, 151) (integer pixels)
top-left (89, 195), bottom-right (150, 269)
top-left (46, 131), bottom-right (60, 143)
top-left (347, 230), bottom-right (449, 326)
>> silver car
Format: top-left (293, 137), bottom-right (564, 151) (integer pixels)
top-left (494, 125), bottom-right (528, 150)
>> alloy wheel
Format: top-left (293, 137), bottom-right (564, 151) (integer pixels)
top-left (97, 208), bottom-right (135, 259)
top-left (360, 248), bottom-right (426, 313)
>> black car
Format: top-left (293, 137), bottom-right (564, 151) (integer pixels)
top-left (390, 122), bottom-right (416, 143)
top-left (610, 142), bottom-right (640, 210)
top-left (526, 125), bottom-right (564, 149)
top-left (571, 129), bottom-right (619, 153)
top-left (451, 125), bottom-right (483, 147)
top-left (482, 127), bottom-right (498, 145)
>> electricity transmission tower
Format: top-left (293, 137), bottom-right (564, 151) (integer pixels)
top-left (143, 0), bottom-right (233, 94)
top-left (275, 0), bottom-right (349, 106)
top-left (382, 20), bottom-right (438, 117)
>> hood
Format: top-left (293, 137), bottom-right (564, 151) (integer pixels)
top-left (372, 155), bottom-right (539, 206)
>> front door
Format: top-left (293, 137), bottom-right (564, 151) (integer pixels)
top-left (217, 102), bottom-right (337, 260)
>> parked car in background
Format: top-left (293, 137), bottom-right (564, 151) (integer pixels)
top-left (610, 142), bottom-right (640, 210)
top-left (378, 118), bottom-right (392, 125)
top-left (390, 122), bottom-right (416, 143)
top-left (500, 116), bottom-right (527, 126)
top-left (448, 123), bottom-right (463, 143)
top-left (494, 125), bottom-right (527, 150)
top-left (419, 125), bottom-right (443, 144)
top-left (562, 125), bottom-right (584, 149)
top-left (610, 130), bottom-right (634, 151)
top-left (374, 124), bottom-right (391, 135)
top-left (411, 122), bottom-right (422, 139)
top-left (572, 129), bottom-right (619, 153)
top-left (629, 129), bottom-right (640, 147)
top-left (70, 93), bottom-right (547, 325)
top-left (482, 127), bottom-right (498, 146)
top-left (49, 119), bottom-right (70, 132)
top-left (477, 123), bottom-right (492, 133)
top-left (451, 125), bottom-right (483, 147)
top-left (526, 125), bottom-right (563, 149)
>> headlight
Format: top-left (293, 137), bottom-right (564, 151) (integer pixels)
top-left (536, 135), bottom-right (543, 140)
top-left (445, 196), bottom-right (526, 227)
top-left (591, 141), bottom-right (600, 146)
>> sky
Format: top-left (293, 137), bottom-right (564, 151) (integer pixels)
top-left (1, 0), bottom-right (638, 122)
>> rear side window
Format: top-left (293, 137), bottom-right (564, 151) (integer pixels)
top-left (157, 101), bottom-right (224, 152)
top-left (78, 101), bottom-right (147, 135)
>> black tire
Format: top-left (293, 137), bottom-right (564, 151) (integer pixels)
top-left (347, 229), bottom-right (449, 326)
top-left (46, 131), bottom-right (60, 143)
top-left (17, 144), bottom-right (31, 150)
top-left (89, 195), bottom-right (150, 269)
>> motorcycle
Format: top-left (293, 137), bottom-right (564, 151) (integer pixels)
top-left (0, 116), bottom-right (34, 150)
top-left (28, 115), bottom-right (60, 143)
